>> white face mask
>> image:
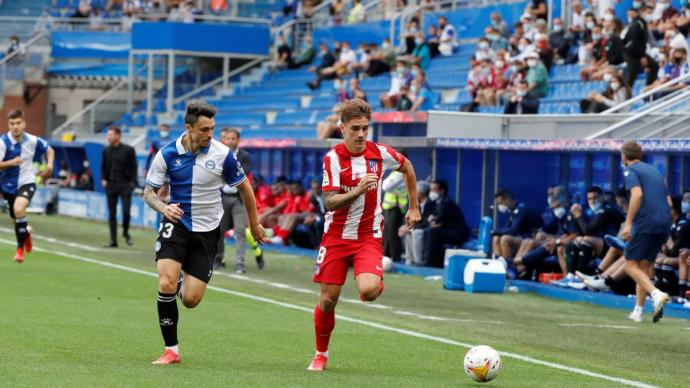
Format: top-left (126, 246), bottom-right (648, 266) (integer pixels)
top-left (644, 13), bottom-right (653, 22)
top-left (553, 24), bottom-right (563, 32)
top-left (428, 191), bottom-right (440, 201)
top-left (498, 204), bottom-right (509, 213)
top-left (411, 85), bottom-right (419, 94)
top-left (495, 60), bottom-right (505, 68)
top-left (610, 82), bottom-right (621, 90)
top-left (592, 33), bottom-right (601, 41)
top-left (527, 59), bottom-right (538, 67)
top-left (586, 21), bottom-right (595, 30)
top-left (518, 44), bottom-right (528, 51)
top-left (479, 41), bottom-right (489, 49)
top-left (604, 13), bottom-right (614, 22)
top-left (589, 201), bottom-right (602, 212)
top-left (415, 38), bottom-right (423, 45)
top-left (553, 207), bottom-right (567, 219)
top-left (160, 131), bottom-right (169, 139)
top-left (659, 2), bottom-right (670, 11)
top-left (603, 73), bottom-right (613, 82)
top-left (382, 42), bottom-right (390, 49)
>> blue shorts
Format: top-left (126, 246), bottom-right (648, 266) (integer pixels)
top-left (624, 233), bottom-right (667, 262)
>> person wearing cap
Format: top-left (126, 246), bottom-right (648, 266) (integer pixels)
top-left (525, 51), bottom-right (549, 97)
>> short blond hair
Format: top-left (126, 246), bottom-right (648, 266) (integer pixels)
top-left (339, 98), bottom-right (372, 124)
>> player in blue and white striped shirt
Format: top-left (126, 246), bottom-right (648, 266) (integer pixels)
top-left (0, 110), bottom-right (54, 263)
top-left (143, 101), bottom-right (265, 365)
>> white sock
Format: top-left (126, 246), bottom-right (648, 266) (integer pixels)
top-left (651, 289), bottom-right (664, 299)
top-left (633, 305), bottom-right (643, 315)
top-left (166, 345), bottom-right (179, 354)
top-left (316, 351), bottom-right (329, 358)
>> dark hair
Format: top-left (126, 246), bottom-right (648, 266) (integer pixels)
top-left (587, 186), bottom-right (603, 195)
top-left (615, 187), bottom-right (629, 200)
top-left (433, 180), bottom-right (448, 194)
top-left (8, 110), bottom-right (23, 120)
top-left (671, 195), bottom-right (682, 215)
top-left (221, 127), bottom-right (241, 139)
top-left (185, 101), bottom-right (217, 126)
top-left (108, 126), bottom-right (122, 135)
top-left (621, 140), bottom-right (642, 161)
top-left (495, 188), bottom-right (514, 200)
top-left (339, 98), bottom-right (372, 124)
top-left (159, 123), bottom-right (170, 130)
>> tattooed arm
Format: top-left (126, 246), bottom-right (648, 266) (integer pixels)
top-left (144, 184), bottom-right (183, 222)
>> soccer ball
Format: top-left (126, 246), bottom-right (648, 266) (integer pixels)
top-left (463, 345), bottom-right (502, 382)
top-left (381, 256), bottom-right (393, 272)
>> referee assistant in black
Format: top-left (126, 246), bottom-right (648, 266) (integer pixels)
top-left (101, 126), bottom-right (138, 247)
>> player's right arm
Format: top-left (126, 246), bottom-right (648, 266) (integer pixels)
top-left (143, 150), bottom-right (183, 223)
top-left (322, 173), bottom-right (378, 211)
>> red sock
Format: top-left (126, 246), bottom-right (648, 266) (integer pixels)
top-left (314, 304), bottom-right (335, 353)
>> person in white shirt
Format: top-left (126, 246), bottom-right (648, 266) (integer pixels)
top-left (438, 16), bottom-right (457, 56)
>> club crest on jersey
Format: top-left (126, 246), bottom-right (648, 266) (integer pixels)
top-left (322, 170), bottom-right (329, 186)
top-left (368, 160), bottom-right (379, 173)
top-left (205, 160), bottom-right (216, 171)
top-left (173, 159), bottom-right (182, 167)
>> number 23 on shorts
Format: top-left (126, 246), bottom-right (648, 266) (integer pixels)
top-left (159, 222), bottom-right (174, 239)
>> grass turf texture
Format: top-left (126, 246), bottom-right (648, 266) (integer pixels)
top-left (1, 215), bottom-right (689, 387)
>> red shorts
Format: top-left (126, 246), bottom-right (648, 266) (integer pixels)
top-left (312, 239), bottom-right (384, 285)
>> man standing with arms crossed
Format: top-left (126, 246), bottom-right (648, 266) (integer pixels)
top-left (214, 127), bottom-right (264, 273)
top-left (620, 141), bottom-right (671, 323)
top-left (144, 102), bottom-right (264, 365)
top-left (307, 99), bottom-right (421, 371)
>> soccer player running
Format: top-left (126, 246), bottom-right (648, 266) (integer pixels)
top-left (143, 102), bottom-right (264, 365)
top-left (620, 141), bottom-right (671, 323)
top-left (0, 110), bottom-right (54, 262)
top-left (307, 99), bottom-right (421, 371)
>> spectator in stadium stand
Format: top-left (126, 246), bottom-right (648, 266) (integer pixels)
top-left (270, 181), bottom-right (318, 245)
top-left (469, 58), bottom-right (497, 110)
top-left (146, 123), bottom-right (170, 171)
top-left (496, 58), bottom-right (526, 105)
top-left (676, 0), bottom-right (690, 34)
top-left (475, 37), bottom-right (495, 61)
top-left (665, 24), bottom-right (690, 55)
top-left (426, 25), bottom-right (441, 57)
top-left (399, 181), bottom-right (432, 265)
top-left (364, 38), bottom-right (397, 77)
top-left (437, 16), bottom-right (457, 56)
top-left (581, 70), bottom-right (631, 113)
top-left (399, 32), bottom-right (431, 71)
top-left (288, 35), bottom-right (316, 69)
top-left (504, 79), bottom-right (539, 114)
top-left (510, 37), bottom-right (536, 61)
top-left (490, 11), bottom-right (511, 38)
top-left (403, 18), bottom-right (421, 54)
top-left (329, 0), bottom-right (346, 24)
top-left (424, 180), bottom-right (470, 268)
top-left (526, 0), bottom-right (548, 21)
top-left (101, 126), bottom-right (138, 248)
top-left (309, 42), bottom-right (336, 76)
top-left (644, 47), bottom-right (690, 97)
top-left (535, 33), bottom-right (554, 70)
top-left (307, 41), bottom-right (356, 90)
top-left (74, 0), bottom-right (92, 18)
top-left (122, 9), bottom-right (139, 31)
top-left (307, 178), bottom-right (326, 247)
top-left (347, 0), bottom-right (365, 24)
top-left (6, 35), bottom-right (25, 57)
top-left (549, 18), bottom-right (572, 62)
top-left (580, 22), bottom-right (624, 81)
top-left (487, 27), bottom-right (509, 52)
top-left (380, 59), bottom-right (413, 108)
top-left (492, 188), bottom-right (543, 264)
top-left (623, 7), bottom-right (652, 88)
top-left (210, 0), bottom-right (228, 13)
top-left (521, 13), bottom-right (538, 42)
top-left (525, 51), bottom-right (549, 98)
top-left (347, 77), bottom-right (367, 101)
top-left (382, 163), bottom-right (408, 262)
top-left (269, 33), bottom-right (293, 73)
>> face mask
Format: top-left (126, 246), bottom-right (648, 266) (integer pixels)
top-left (659, 2), bottom-right (670, 11)
top-left (610, 82), bottom-right (621, 90)
top-left (412, 69), bottom-right (420, 77)
top-left (603, 73), bottom-right (613, 82)
top-left (553, 25), bottom-right (563, 32)
top-left (554, 207), bottom-right (567, 219)
top-left (682, 201), bottom-right (690, 213)
top-left (604, 13), bottom-right (614, 22)
top-left (415, 38), bottom-right (423, 45)
top-left (498, 204), bottom-right (509, 213)
top-left (334, 82), bottom-right (342, 91)
top-left (510, 65), bottom-right (519, 73)
top-left (527, 59), bottom-right (538, 67)
top-left (603, 30), bottom-right (611, 39)
top-left (409, 27), bottom-right (418, 33)
top-left (488, 34), bottom-right (499, 41)
top-left (479, 41), bottom-right (489, 49)
top-left (628, 16), bottom-right (635, 23)
top-left (523, 23), bottom-right (532, 30)
top-left (491, 20), bottom-right (499, 26)
top-left (586, 21), bottom-right (595, 30)
top-left (495, 60), bottom-right (505, 68)
top-left (644, 14), bottom-right (653, 22)
top-left (382, 42), bottom-right (390, 49)
top-left (589, 201), bottom-right (602, 212)
top-left (518, 44), bottom-right (528, 51)
top-left (429, 191), bottom-right (440, 201)
top-left (516, 89), bottom-right (527, 97)
top-left (160, 131), bottom-right (169, 139)
top-left (633, 1), bottom-right (642, 8)
top-left (592, 33), bottom-right (601, 41)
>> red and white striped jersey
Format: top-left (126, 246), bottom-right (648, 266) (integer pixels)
top-left (321, 141), bottom-right (406, 243)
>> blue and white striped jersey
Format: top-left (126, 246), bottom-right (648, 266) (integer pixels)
top-left (145, 134), bottom-right (246, 232)
top-left (0, 133), bottom-right (49, 194)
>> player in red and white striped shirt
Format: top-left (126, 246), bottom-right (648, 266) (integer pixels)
top-left (307, 99), bottom-right (421, 371)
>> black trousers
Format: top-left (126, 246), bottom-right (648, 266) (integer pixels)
top-left (383, 207), bottom-right (404, 261)
top-left (425, 227), bottom-right (470, 268)
top-left (106, 183), bottom-right (132, 244)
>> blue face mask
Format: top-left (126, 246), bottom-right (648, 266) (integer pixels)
top-left (682, 201), bottom-right (690, 214)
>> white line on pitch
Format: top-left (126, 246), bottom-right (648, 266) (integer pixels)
top-left (558, 323), bottom-right (636, 330)
top-left (0, 237), bottom-right (657, 388)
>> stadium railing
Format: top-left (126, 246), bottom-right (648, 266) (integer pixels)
top-left (0, 32), bottom-right (49, 108)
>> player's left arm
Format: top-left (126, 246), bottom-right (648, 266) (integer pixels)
top-left (40, 146), bottom-right (55, 179)
top-left (237, 179), bottom-right (265, 244)
top-left (398, 158), bottom-right (421, 230)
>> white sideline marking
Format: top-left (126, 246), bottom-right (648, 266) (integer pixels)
top-left (559, 323), bottom-right (636, 330)
top-left (0, 237), bottom-right (657, 388)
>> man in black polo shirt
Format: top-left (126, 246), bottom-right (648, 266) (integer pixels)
top-left (101, 126), bottom-right (138, 247)
top-left (621, 141), bottom-right (671, 323)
